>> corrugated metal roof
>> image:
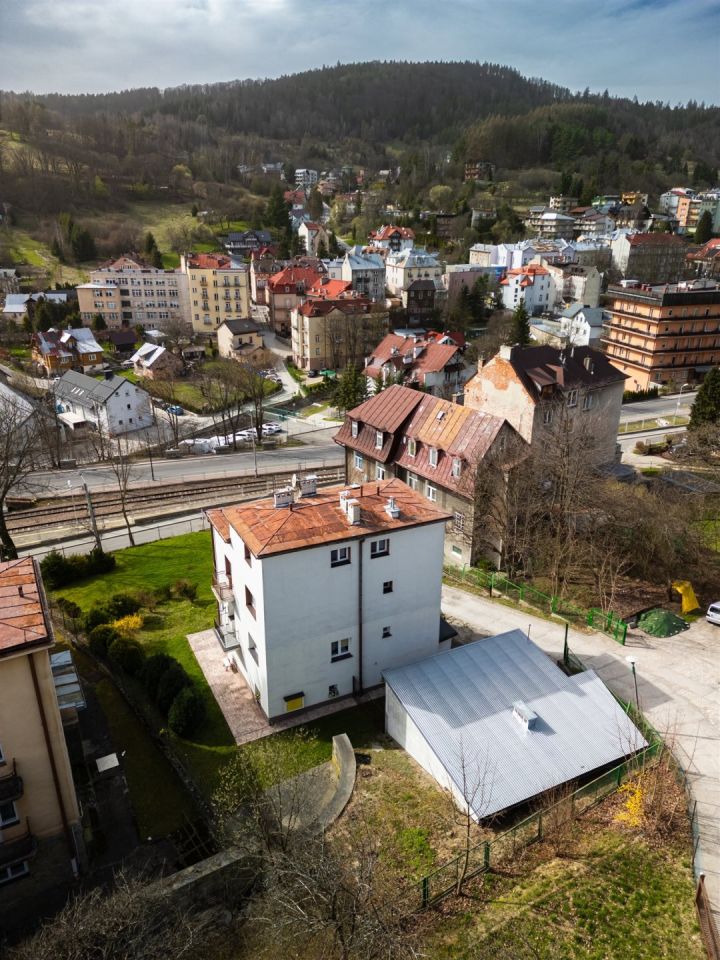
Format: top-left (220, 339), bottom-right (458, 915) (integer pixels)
top-left (384, 630), bottom-right (646, 818)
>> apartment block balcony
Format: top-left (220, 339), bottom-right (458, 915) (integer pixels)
top-left (0, 760), bottom-right (23, 804)
top-left (211, 574), bottom-right (234, 604)
top-left (0, 823), bottom-right (37, 868)
top-left (214, 618), bottom-right (240, 651)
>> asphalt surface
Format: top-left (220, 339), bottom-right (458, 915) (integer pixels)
top-left (619, 390), bottom-right (697, 422)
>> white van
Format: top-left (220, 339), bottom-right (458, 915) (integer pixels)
top-left (707, 603), bottom-right (720, 626)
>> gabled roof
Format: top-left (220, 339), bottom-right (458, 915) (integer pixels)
top-left (207, 478), bottom-right (450, 557)
top-left (219, 318), bottom-right (261, 335)
top-left (130, 343), bottom-right (177, 369)
top-left (384, 629), bottom-right (646, 818)
top-left (268, 265), bottom-right (324, 292)
top-left (306, 278), bottom-right (352, 299)
top-left (186, 252), bottom-right (233, 270)
top-left (369, 225), bottom-right (415, 241)
top-left (54, 370), bottom-right (139, 406)
top-left (626, 232), bottom-right (686, 247)
top-left (0, 558), bottom-right (52, 657)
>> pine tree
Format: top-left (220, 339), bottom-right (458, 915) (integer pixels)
top-left (143, 232), bottom-right (158, 256)
top-left (335, 364), bottom-right (367, 413)
top-left (92, 313), bottom-right (107, 332)
top-left (694, 211), bottom-right (713, 246)
top-left (689, 368), bottom-right (720, 428)
top-left (509, 300), bottom-right (531, 346)
top-left (150, 247), bottom-right (163, 269)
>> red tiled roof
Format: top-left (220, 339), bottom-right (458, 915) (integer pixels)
top-left (687, 238), bottom-right (720, 260)
top-left (306, 278), bottom-right (352, 299)
top-left (369, 225), bottom-right (415, 241)
top-left (365, 334), bottom-right (460, 383)
top-left (268, 266), bottom-right (324, 292)
top-left (627, 233), bottom-right (686, 247)
top-left (207, 478), bottom-right (450, 557)
top-left (0, 558), bottom-right (51, 656)
top-left (186, 253), bottom-right (233, 270)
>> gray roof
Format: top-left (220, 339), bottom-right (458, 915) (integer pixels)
top-left (384, 629), bottom-right (645, 818)
top-left (54, 370), bottom-right (141, 408)
top-left (220, 318), bottom-right (261, 334)
top-left (0, 380), bottom-right (34, 420)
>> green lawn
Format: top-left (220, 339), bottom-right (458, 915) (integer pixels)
top-left (117, 369), bottom-right (140, 384)
top-left (54, 532), bottom-right (236, 795)
top-left (426, 828), bottom-right (702, 960)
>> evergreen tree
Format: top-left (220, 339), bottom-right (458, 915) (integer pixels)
top-left (307, 188), bottom-right (323, 221)
top-left (317, 239), bottom-right (328, 260)
top-left (71, 228), bottom-right (96, 262)
top-left (266, 184), bottom-right (290, 231)
top-left (143, 232), bottom-right (158, 256)
top-left (334, 363), bottom-right (367, 413)
top-left (150, 247), bottom-right (164, 269)
top-left (328, 231), bottom-right (340, 257)
top-left (694, 211), bottom-right (713, 246)
top-left (92, 313), bottom-right (107, 332)
top-left (509, 300), bottom-right (531, 346)
top-left (689, 368), bottom-right (720, 428)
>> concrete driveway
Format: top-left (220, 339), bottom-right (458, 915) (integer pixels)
top-left (441, 584), bottom-right (720, 931)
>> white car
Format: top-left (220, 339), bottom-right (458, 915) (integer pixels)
top-left (707, 603), bottom-right (720, 626)
top-left (262, 422), bottom-right (283, 436)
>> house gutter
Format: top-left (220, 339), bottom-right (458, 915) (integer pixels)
top-left (357, 536), bottom-right (365, 695)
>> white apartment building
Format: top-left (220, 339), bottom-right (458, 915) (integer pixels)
top-left (77, 256), bottom-right (190, 332)
top-left (53, 370), bottom-right (154, 436)
top-left (295, 168), bottom-right (319, 190)
top-left (499, 265), bottom-right (555, 314)
top-left (385, 248), bottom-right (442, 295)
top-left (207, 478), bottom-right (451, 720)
top-left (341, 248), bottom-right (386, 302)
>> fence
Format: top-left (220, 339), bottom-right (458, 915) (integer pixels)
top-left (446, 565), bottom-right (628, 644)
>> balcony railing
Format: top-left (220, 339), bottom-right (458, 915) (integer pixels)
top-left (211, 574), bottom-right (234, 603)
top-left (214, 618), bottom-right (240, 650)
top-left (0, 760), bottom-right (23, 804)
top-left (0, 822), bottom-right (37, 868)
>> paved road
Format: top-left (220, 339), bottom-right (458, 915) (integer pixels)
top-left (442, 583), bottom-right (720, 931)
top-left (618, 425), bottom-right (686, 453)
top-left (620, 390), bottom-right (697, 422)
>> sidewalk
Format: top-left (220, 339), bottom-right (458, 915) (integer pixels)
top-left (442, 583), bottom-right (720, 931)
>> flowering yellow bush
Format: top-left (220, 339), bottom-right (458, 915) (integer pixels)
top-left (112, 613), bottom-right (144, 638)
top-left (615, 779), bottom-right (644, 828)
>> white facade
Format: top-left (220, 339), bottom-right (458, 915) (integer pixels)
top-left (500, 268), bottom-right (555, 315)
top-left (385, 248), bottom-right (442, 295)
top-left (209, 481), bottom-right (450, 720)
top-left (55, 373), bottom-right (154, 436)
top-left (341, 249), bottom-right (386, 302)
top-left (295, 168), bottom-right (319, 190)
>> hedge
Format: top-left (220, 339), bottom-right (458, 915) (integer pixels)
top-left (41, 548), bottom-right (116, 590)
top-left (168, 686), bottom-right (206, 738)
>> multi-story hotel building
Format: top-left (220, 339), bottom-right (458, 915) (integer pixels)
top-left (180, 252), bottom-right (251, 336)
top-left (603, 279), bottom-right (720, 390)
top-left (0, 558), bottom-right (82, 920)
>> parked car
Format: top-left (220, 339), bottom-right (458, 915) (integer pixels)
top-left (707, 603), bottom-right (720, 626)
top-left (166, 404), bottom-right (185, 416)
top-left (121, 359), bottom-right (135, 369)
top-left (262, 422), bottom-right (283, 436)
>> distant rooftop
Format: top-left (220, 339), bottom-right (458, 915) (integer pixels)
top-left (0, 558), bottom-right (52, 657)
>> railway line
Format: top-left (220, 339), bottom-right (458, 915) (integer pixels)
top-left (7, 465), bottom-right (345, 534)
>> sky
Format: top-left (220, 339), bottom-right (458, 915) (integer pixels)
top-left (0, 0), bottom-right (718, 104)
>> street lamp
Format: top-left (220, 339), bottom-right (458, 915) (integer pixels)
top-left (625, 655), bottom-right (639, 710)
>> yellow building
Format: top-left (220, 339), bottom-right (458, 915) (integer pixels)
top-left (0, 558), bottom-right (82, 915)
top-left (181, 252), bottom-right (251, 336)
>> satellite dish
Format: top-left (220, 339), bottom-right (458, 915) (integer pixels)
top-left (291, 473), bottom-right (298, 488)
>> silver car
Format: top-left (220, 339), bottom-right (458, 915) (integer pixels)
top-left (707, 603), bottom-right (720, 626)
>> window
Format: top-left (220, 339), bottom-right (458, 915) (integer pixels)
top-left (370, 538), bottom-right (390, 558)
top-left (351, 420), bottom-right (359, 438)
top-left (428, 447), bottom-right (438, 468)
top-left (452, 545), bottom-right (462, 557)
top-left (0, 862), bottom-right (29, 886)
top-left (407, 472), bottom-right (418, 491)
top-left (383, 580), bottom-right (393, 594)
top-left (331, 546), bottom-right (351, 567)
top-left (328, 684), bottom-right (339, 698)
top-left (315, 334), bottom-right (320, 343)
top-left (244, 542), bottom-right (252, 565)
top-left (452, 457), bottom-right (462, 478)
top-left (582, 392), bottom-right (594, 411)
top-left (454, 511), bottom-right (465, 533)
top-left (407, 438), bottom-right (416, 457)
top-left (331, 638), bottom-right (351, 661)
top-left (542, 407), bottom-right (553, 425)
top-left (566, 389), bottom-right (578, 407)
top-left (315, 348), bottom-right (321, 356)
top-left (284, 692), bottom-right (304, 712)
top-left (375, 430), bottom-right (383, 449)
top-left (375, 463), bottom-right (386, 481)
top-left (0, 800), bottom-right (18, 827)
top-left (0, 743), bottom-right (5, 765)
top-left (353, 452), bottom-right (364, 470)
top-left (382, 626), bottom-right (392, 638)
top-left (426, 483), bottom-right (437, 502)
top-left (248, 633), bottom-right (259, 664)
top-left (245, 587), bottom-right (256, 617)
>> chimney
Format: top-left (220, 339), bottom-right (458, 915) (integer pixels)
top-left (104, 370), bottom-right (114, 381)
top-left (339, 490), bottom-right (350, 513)
top-left (18, 585), bottom-right (23, 597)
top-left (499, 344), bottom-right (513, 360)
top-left (583, 356), bottom-right (593, 373)
top-left (385, 497), bottom-right (400, 519)
top-left (273, 488), bottom-right (293, 508)
top-left (347, 499), bottom-right (361, 525)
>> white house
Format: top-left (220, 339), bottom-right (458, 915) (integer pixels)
top-left (298, 221), bottom-right (329, 257)
top-left (53, 370), bottom-right (154, 436)
top-left (499, 265), bottom-right (555, 315)
top-left (385, 248), bottom-right (442, 295)
top-left (341, 248), bottom-right (386, 302)
top-left (206, 478), bottom-right (451, 720)
top-left (295, 168), bottom-right (319, 191)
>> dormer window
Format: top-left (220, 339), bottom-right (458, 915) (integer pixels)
top-left (452, 457), bottom-right (462, 479)
top-left (375, 430), bottom-right (383, 449)
top-left (428, 447), bottom-right (438, 468)
top-left (351, 420), bottom-right (359, 438)
top-left (407, 438), bottom-right (416, 457)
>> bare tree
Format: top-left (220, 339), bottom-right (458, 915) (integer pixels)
top-left (198, 359), bottom-right (247, 449)
top-left (107, 437), bottom-right (136, 546)
top-left (233, 355), bottom-right (269, 442)
top-left (0, 397), bottom-right (45, 559)
top-left (443, 739), bottom-right (497, 895)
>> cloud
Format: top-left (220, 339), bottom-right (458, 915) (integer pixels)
top-left (0, 0), bottom-right (715, 104)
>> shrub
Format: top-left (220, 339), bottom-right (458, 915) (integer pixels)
top-left (134, 589), bottom-right (159, 611)
top-left (171, 579), bottom-right (197, 601)
top-left (40, 550), bottom-right (74, 589)
top-left (112, 613), bottom-right (144, 638)
top-left (88, 624), bottom-right (120, 657)
top-left (157, 663), bottom-right (191, 715)
top-left (87, 548), bottom-right (116, 575)
top-left (168, 686), bottom-right (206, 737)
top-left (56, 597), bottom-right (82, 622)
top-left (156, 584), bottom-right (173, 602)
top-left (108, 637), bottom-right (145, 676)
top-left (634, 441), bottom-right (648, 455)
top-left (40, 547), bottom-right (116, 589)
top-left (83, 604), bottom-right (113, 633)
top-left (142, 653), bottom-right (175, 700)
top-left (107, 593), bottom-right (142, 619)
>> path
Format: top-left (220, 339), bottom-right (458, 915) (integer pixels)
top-left (441, 583), bottom-right (720, 931)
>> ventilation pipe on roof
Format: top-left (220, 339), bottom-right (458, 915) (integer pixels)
top-left (273, 488), bottom-right (293, 508)
top-left (339, 490), bottom-right (350, 513)
top-left (347, 499), bottom-right (361, 525)
top-left (385, 497), bottom-right (400, 519)
top-left (299, 474), bottom-right (317, 497)
top-left (584, 355), bottom-right (594, 374)
top-left (512, 701), bottom-right (538, 731)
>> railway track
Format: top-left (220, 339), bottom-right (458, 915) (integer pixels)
top-left (7, 466), bottom-right (345, 533)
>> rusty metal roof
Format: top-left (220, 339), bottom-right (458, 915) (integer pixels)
top-left (207, 479), bottom-right (451, 558)
top-left (0, 558), bottom-right (51, 656)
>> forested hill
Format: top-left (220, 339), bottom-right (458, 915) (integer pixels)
top-left (5, 62), bottom-right (575, 143)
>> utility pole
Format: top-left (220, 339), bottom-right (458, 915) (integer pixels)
top-left (81, 475), bottom-right (102, 551)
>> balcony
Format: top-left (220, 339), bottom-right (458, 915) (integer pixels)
top-left (211, 574), bottom-right (234, 604)
top-left (0, 761), bottom-right (23, 804)
top-left (0, 823), bottom-right (37, 868)
top-left (214, 618), bottom-right (240, 651)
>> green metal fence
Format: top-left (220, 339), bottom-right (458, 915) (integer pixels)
top-left (412, 736), bottom-right (662, 911)
top-left (445, 565), bottom-right (628, 645)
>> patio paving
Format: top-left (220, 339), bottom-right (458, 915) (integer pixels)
top-left (187, 629), bottom-right (382, 746)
